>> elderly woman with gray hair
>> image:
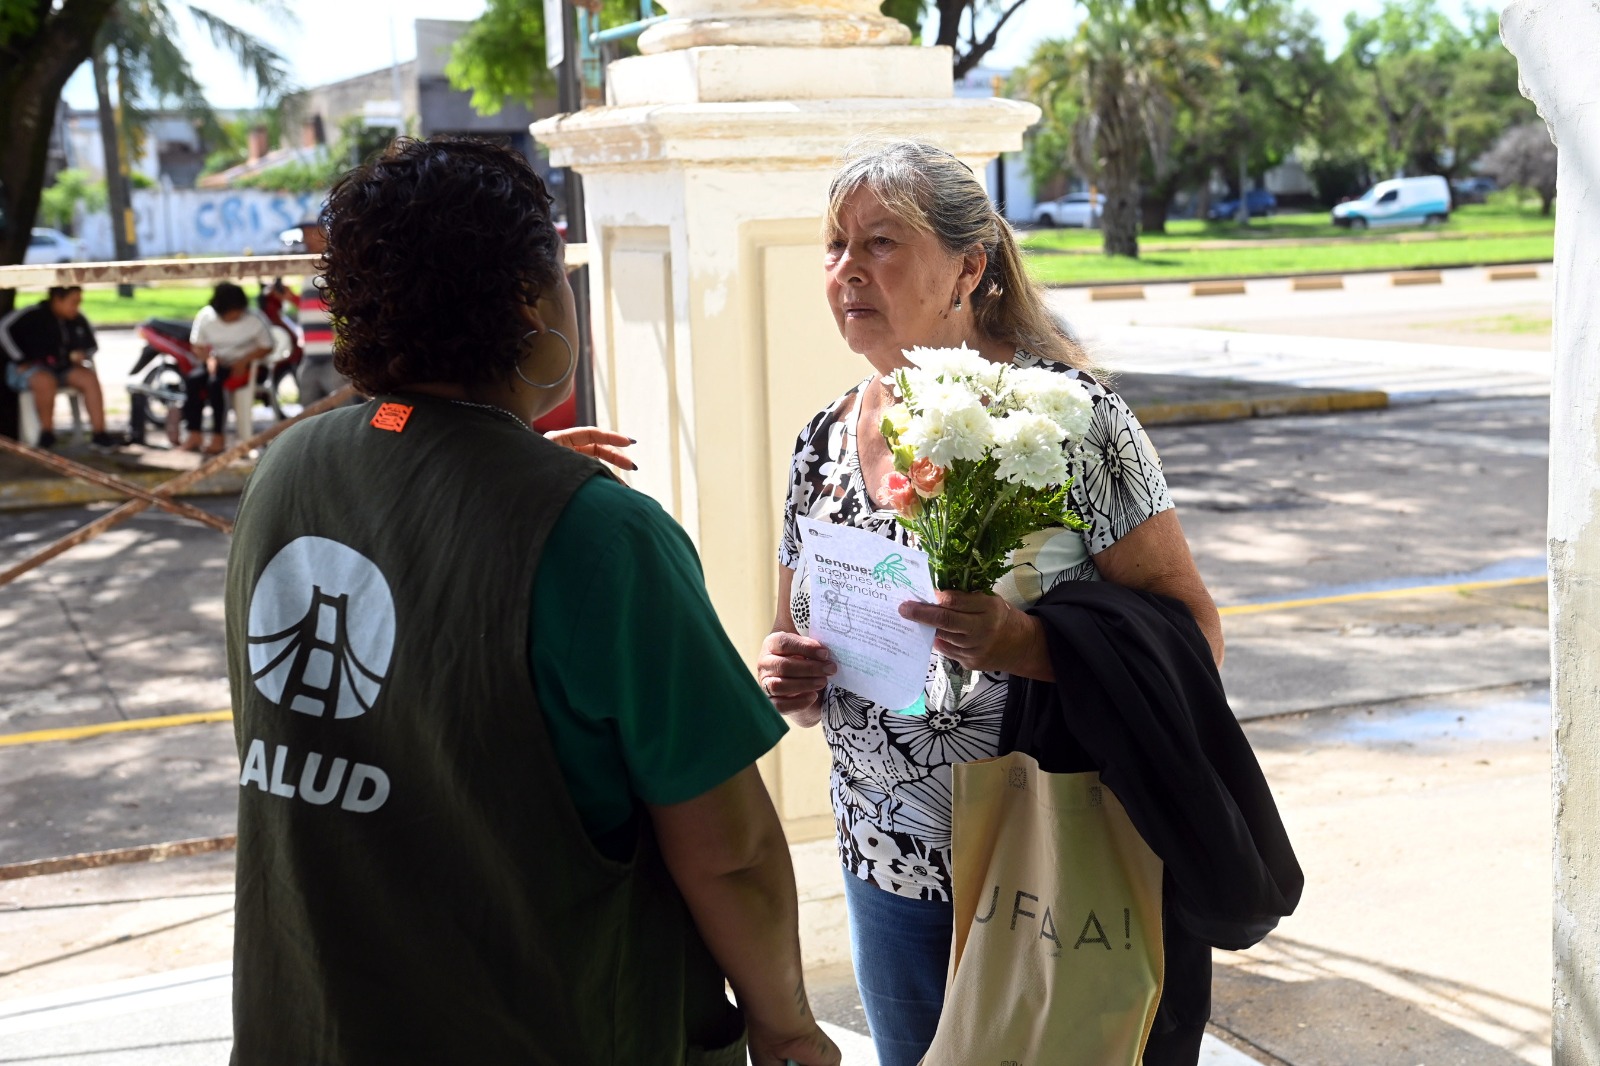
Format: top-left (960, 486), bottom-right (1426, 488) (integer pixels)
top-left (757, 140), bottom-right (1225, 1066)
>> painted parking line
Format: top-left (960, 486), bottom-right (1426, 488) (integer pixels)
top-left (0, 568), bottom-right (1548, 749)
top-left (1218, 574), bottom-right (1545, 617)
top-left (0, 709), bottom-right (232, 748)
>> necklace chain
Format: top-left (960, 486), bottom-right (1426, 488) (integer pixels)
top-left (448, 398), bottom-right (530, 430)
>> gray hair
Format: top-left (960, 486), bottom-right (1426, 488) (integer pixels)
top-left (825, 139), bottom-right (1088, 369)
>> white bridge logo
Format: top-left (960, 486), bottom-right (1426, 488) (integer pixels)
top-left (247, 536), bottom-right (395, 719)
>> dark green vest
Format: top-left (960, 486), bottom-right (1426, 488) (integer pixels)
top-left (225, 395), bottom-right (743, 1065)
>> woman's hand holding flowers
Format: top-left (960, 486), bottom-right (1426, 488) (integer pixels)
top-left (898, 591), bottom-right (1054, 682)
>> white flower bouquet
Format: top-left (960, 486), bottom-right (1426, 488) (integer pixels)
top-left (878, 345), bottom-right (1094, 595)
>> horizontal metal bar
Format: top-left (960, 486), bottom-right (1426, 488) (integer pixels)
top-left (0, 256), bottom-right (319, 288)
top-left (124, 382), bottom-right (185, 401)
top-left (0, 385), bottom-right (356, 589)
top-left (589, 14), bottom-right (666, 44)
top-left (0, 245), bottom-right (592, 289)
top-left (0, 436), bottom-right (233, 533)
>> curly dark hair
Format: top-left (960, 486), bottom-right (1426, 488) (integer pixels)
top-left (210, 282), bottom-right (249, 315)
top-left (318, 137), bottom-right (563, 395)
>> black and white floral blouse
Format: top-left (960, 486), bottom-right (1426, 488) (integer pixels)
top-left (778, 350), bottom-right (1174, 901)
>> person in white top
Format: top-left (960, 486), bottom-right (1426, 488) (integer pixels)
top-left (187, 282), bottom-right (273, 454)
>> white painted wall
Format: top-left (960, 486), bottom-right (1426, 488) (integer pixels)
top-left (1499, 3), bottom-right (1600, 1063)
top-left (955, 66), bottom-right (1036, 223)
top-left (76, 187), bottom-right (328, 259)
top-left (536, 13), bottom-right (1037, 963)
top-left (61, 112), bottom-right (203, 184)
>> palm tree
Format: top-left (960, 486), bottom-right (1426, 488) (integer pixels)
top-left (95, 1), bottom-right (293, 268)
top-left (1018, 7), bottom-right (1178, 258)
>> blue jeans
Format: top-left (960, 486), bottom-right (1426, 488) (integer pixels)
top-left (842, 870), bottom-right (954, 1066)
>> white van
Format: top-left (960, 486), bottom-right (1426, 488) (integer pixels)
top-left (1332, 175), bottom-right (1451, 230)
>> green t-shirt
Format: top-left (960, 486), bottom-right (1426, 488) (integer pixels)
top-left (530, 476), bottom-right (788, 855)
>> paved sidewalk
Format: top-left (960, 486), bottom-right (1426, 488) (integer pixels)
top-left (0, 960), bottom-right (1259, 1065)
top-left (1088, 325), bottom-right (1550, 405)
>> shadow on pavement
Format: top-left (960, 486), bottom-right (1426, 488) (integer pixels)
top-left (1215, 933), bottom-right (1548, 1066)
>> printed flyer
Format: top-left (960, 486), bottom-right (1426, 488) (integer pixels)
top-left (799, 519), bottom-right (937, 710)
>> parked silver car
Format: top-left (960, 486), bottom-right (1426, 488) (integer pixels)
top-left (1031, 192), bottom-right (1104, 228)
top-left (24, 227), bottom-right (88, 264)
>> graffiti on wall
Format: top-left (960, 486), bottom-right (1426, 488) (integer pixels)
top-left (78, 189), bottom-right (328, 259)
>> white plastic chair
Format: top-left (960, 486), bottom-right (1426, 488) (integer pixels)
top-left (227, 324), bottom-right (293, 445)
top-left (16, 386), bottom-right (84, 447)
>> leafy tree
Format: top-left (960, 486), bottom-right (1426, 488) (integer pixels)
top-left (1430, 10), bottom-right (1527, 181)
top-left (99, 0), bottom-right (290, 153)
top-left (232, 116), bottom-right (407, 194)
top-left (0, 0), bottom-right (291, 310)
top-left (1477, 121), bottom-right (1557, 214)
top-left (1019, 0), bottom-right (1337, 244)
top-left (0, 0), bottom-right (120, 286)
top-left (38, 168), bottom-right (108, 232)
top-left (1339, 0), bottom-right (1531, 186)
top-left (1015, 8), bottom-right (1177, 257)
top-left (197, 109), bottom-right (288, 179)
top-left (447, 0), bottom-right (655, 116)
top-left (1206, 4), bottom-right (1337, 219)
top-left (932, 0), bottom-right (1221, 78)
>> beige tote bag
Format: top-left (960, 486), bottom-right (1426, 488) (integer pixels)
top-left (922, 751), bottom-right (1165, 1066)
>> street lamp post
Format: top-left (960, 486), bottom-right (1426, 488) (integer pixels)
top-left (557, 0), bottom-right (596, 426)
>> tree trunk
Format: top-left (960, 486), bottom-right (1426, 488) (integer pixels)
top-left (0, 0), bottom-right (120, 306)
top-left (1194, 170), bottom-right (1215, 225)
top-left (935, 0), bottom-right (1031, 80)
top-left (1235, 145), bottom-right (1251, 227)
top-left (92, 47), bottom-right (138, 296)
top-left (0, 0), bottom-right (116, 442)
top-left (1142, 171), bottom-right (1182, 235)
top-left (934, 0), bottom-right (962, 52)
top-left (1101, 153), bottom-right (1141, 258)
top-left (1541, 190), bottom-right (1555, 215)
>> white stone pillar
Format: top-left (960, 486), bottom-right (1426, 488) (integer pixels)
top-left (1500, 3), bottom-right (1600, 1062)
top-left (532, 0), bottom-right (1038, 935)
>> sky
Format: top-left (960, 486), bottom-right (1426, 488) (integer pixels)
top-left (62, 0), bottom-right (1485, 112)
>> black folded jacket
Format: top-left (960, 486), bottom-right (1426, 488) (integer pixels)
top-left (1003, 581), bottom-right (1304, 1064)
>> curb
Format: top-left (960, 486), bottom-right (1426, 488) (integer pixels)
top-left (1045, 259), bottom-right (1549, 292)
top-left (1131, 388), bottom-right (1389, 427)
top-left (0, 464), bottom-right (252, 512)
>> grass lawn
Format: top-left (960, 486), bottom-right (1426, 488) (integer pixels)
top-left (1021, 200), bottom-right (1555, 256)
top-left (1024, 232), bottom-right (1553, 286)
top-left (13, 285), bottom-right (214, 328)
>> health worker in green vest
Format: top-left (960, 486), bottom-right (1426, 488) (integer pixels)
top-left (225, 136), bottom-right (840, 1066)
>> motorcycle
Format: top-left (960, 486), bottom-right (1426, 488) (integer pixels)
top-left (127, 297), bottom-right (302, 446)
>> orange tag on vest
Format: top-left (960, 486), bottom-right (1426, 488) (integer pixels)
top-left (371, 403), bottom-right (413, 433)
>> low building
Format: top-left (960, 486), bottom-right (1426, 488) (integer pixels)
top-left (954, 66), bottom-right (1036, 224)
top-left (281, 19), bottom-right (559, 178)
top-left (60, 108), bottom-right (223, 189)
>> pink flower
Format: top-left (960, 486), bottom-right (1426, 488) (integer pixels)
top-left (880, 472), bottom-right (921, 517)
top-left (909, 457), bottom-right (947, 499)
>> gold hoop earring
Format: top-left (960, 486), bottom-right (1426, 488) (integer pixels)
top-left (515, 329), bottom-right (576, 389)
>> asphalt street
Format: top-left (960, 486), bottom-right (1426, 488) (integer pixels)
top-left (0, 273), bottom-right (1556, 1064)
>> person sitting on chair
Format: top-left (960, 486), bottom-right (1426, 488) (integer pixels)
top-left (0, 286), bottom-right (117, 450)
top-left (188, 282), bottom-right (274, 455)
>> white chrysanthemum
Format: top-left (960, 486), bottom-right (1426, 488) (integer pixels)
top-left (992, 412), bottom-right (1072, 489)
top-left (1008, 369), bottom-right (1094, 441)
top-left (903, 381), bottom-right (996, 466)
top-left (905, 345), bottom-right (1010, 401)
top-left (906, 344), bottom-right (990, 381)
